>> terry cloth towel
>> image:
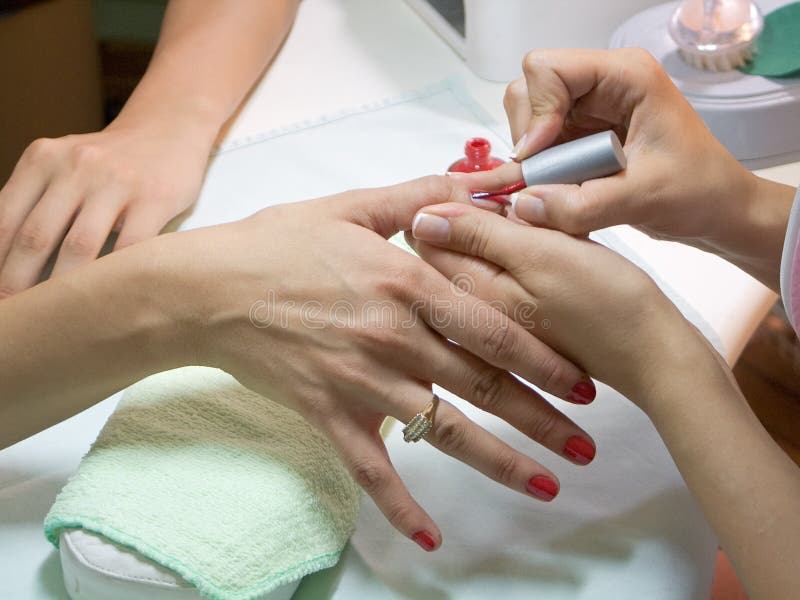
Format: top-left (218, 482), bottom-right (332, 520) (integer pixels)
top-left (44, 366), bottom-right (360, 600)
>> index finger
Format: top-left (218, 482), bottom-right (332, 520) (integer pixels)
top-left (331, 175), bottom-right (472, 239)
top-left (446, 161), bottom-right (523, 196)
top-left (516, 48), bottom-right (649, 160)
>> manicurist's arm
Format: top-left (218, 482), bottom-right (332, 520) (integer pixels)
top-left (0, 0), bottom-right (300, 296)
top-left (642, 338), bottom-right (800, 599)
top-left (408, 198), bottom-right (800, 598)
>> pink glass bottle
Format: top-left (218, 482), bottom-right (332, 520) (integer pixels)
top-left (448, 137), bottom-right (504, 172)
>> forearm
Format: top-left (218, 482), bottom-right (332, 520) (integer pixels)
top-left (111, 0), bottom-right (300, 143)
top-left (641, 335), bottom-right (800, 599)
top-left (700, 175), bottom-right (796, 292)
top-left (0, 238), bottom-right (196, 448)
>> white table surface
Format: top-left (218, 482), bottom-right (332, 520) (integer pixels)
top-left (2, 0), bottom-right (798, 598)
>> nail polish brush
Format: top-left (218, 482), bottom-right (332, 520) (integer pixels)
top-left (471, 131), bottom-right (627, 202)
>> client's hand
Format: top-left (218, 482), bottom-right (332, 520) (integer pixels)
top-left (461, 48), bottom-right (795, 289)
top-left (157, 176), bottom-right (597, 550)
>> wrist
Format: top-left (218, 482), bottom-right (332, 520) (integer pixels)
top-left (110, 79), bottom-right (224, 150)
top-left (630, 318), bottom-right (734, 421)
top-left (110, 234), bottom-right (209, 369)
top-left (621, 303), bottom-right (719, 413)
top-left (702, 170), bottom-right (794, 291)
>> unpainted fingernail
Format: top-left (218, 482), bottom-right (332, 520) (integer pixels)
top-left (526, 475), bottom-right (559, 501)
top-left (566, 380), bottom-right (596, 405)
top-left (412, 213), bottom-right (450, 243)
top-left (412, 530), bottom-right (437, 551)
top-left (509, 133), bottom-right (528, 160)
top-left (510, 193), bottom-right (546, 224)
top-left (564, 436), bottom-right (596, 465)
top-left (471, 196), bottom-right (506, 211)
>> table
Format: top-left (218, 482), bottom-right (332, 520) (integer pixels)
top-left (1, 1), bottom-right (797, 598)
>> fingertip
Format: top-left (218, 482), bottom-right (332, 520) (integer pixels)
top-left (564, 435), bottom-right (596, 466)
top-left (565, 379), bottom-right (596, 405)
top-left (526, 474), bottom-right (560, 502)
top-left (411, 529), bottom-right (441, 552)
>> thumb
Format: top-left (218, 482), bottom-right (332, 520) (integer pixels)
top-left (510, 174), bottom-right (634, 235)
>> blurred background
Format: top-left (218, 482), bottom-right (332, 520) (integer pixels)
top-left (0, 0), bottom-right (165, 185)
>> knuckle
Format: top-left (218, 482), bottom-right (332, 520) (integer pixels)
top-left (537, 352), bottom-right (567, 392)
top-left (493, 451), bottom-right (520, 486)
top-left (23, 138), bottom-right (57, 164)
top-left (70, 143), bottom-right (102, 169)
top-left (481, 322), bottom-right (517, 362)
top-left (470, 368), bottom-right (506, 413)
top-left (503, 78), bottom-right (527, 110)
top-left (431, 416), bottom-right (470, 454)
top-left (353, 323), bottom-right (405, 353)
top-left (14, 223), bottom-right (50, 254)
top-left (418, 174), bottom-right (451, 198)
top-left (61, 230), bottom-right (100, 257)
top-left (525, 408), bottom-right (560, 445)
top-left (627, 47), bottom-right (659, 70)
top-left (522, 50), bottom-right (546, 75)
top-left (559, 186), bottom-right (593, 234)
top-left (460, 217), bottom-right (490, 258)
top-left (350, 459), bottom-right (387, 494)
top-left (375, 264), bottom-right (426, 303)
top-left (384, 500), bottom-right (414, 529)
top-left (620, 47), bottom-right (666, 86)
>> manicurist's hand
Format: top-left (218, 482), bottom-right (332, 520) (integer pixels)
top-left (0, 116), bottom-right (212, 298)
top-left (462, 48), bottom-right (796, 290)
top-left (0, 0), bottom-right (301, 298)
top-left (408, 201), bottom-right (800, 598)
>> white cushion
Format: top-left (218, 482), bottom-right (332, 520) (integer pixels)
top-left (60, 530), bottom-right (300, 600)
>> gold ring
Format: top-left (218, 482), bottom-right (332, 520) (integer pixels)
top-left (402, 395), bottom-right (440, 443)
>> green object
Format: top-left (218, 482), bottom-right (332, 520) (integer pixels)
top-left (740, 2), bottom-right (800, 77)
top-left (44, 367), bottom-right (360, 600)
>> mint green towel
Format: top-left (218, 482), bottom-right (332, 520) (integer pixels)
top-left (45, 367), bottom-right (360, 600)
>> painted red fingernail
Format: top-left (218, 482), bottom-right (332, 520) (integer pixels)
top-left (567, 380), bottom-right (596, 404)
top-left (564, 436), bottom-right (596, 465)
top-left (526, 475), bottom-right (559, 501)
top-left (412, 530), bottom-right (437, 552)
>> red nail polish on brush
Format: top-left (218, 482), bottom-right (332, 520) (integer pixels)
top-left (412, 530), bottom-right (437, 551)
top-left (448, 137), bottom-right (505, 173)
top-left (564, 436), bottom-right (596, 465)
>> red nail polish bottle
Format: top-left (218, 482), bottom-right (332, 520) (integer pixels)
top-left (448, 138), bottom-right (505, 172)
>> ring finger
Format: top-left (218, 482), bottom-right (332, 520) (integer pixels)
top-left (391, 384), bottom-right (564, 503)
top-left (411, 334), bottom-right (596, 466)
